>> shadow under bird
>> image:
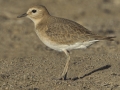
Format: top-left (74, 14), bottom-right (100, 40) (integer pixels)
top-left (17, 5), bottom-right (115, 80)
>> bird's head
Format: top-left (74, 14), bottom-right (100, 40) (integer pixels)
top-left (17, 5), bottom-right (50, 24)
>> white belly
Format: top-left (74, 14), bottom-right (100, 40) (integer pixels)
top-left (39, 36), bottom-right (99, 51)
top-left (46, 40), bottom-right (99, 51)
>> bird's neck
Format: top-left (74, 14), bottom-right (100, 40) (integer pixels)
top-left (33, 18), bottom-right (43, 27)
top-left (34, 15), bottom-right (50, 28)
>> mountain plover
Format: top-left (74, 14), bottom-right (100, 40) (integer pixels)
top-left (17, 5), bottom-right (115, 80)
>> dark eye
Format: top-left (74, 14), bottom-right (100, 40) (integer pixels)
top-left (32, 10), bottom-right (37, 13)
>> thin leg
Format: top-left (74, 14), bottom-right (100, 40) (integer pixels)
top-left (59, 50), bottom-right (70, 80)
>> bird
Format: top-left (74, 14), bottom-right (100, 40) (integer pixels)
top-left (17, 5), bottom-right (115, 80)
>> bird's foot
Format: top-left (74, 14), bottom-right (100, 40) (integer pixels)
top-left (52, 73), bottom-right (68, 80)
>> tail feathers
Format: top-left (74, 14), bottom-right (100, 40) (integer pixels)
top-left (102, 36), bottom-right (116, 41)
top-left (95, 35), bottom-right (116, 41)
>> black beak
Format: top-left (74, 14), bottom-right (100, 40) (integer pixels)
top-left (17, 13), bottom-right (27, 18)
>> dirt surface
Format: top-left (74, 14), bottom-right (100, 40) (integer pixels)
top-left (0, 0), bottom-right (120, 90)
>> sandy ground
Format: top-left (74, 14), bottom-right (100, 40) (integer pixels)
top-left (0, 0), bottom-right (120, 90)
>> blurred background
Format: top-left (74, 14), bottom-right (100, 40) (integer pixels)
top-left (0, 0), bottom-right (120, 90)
